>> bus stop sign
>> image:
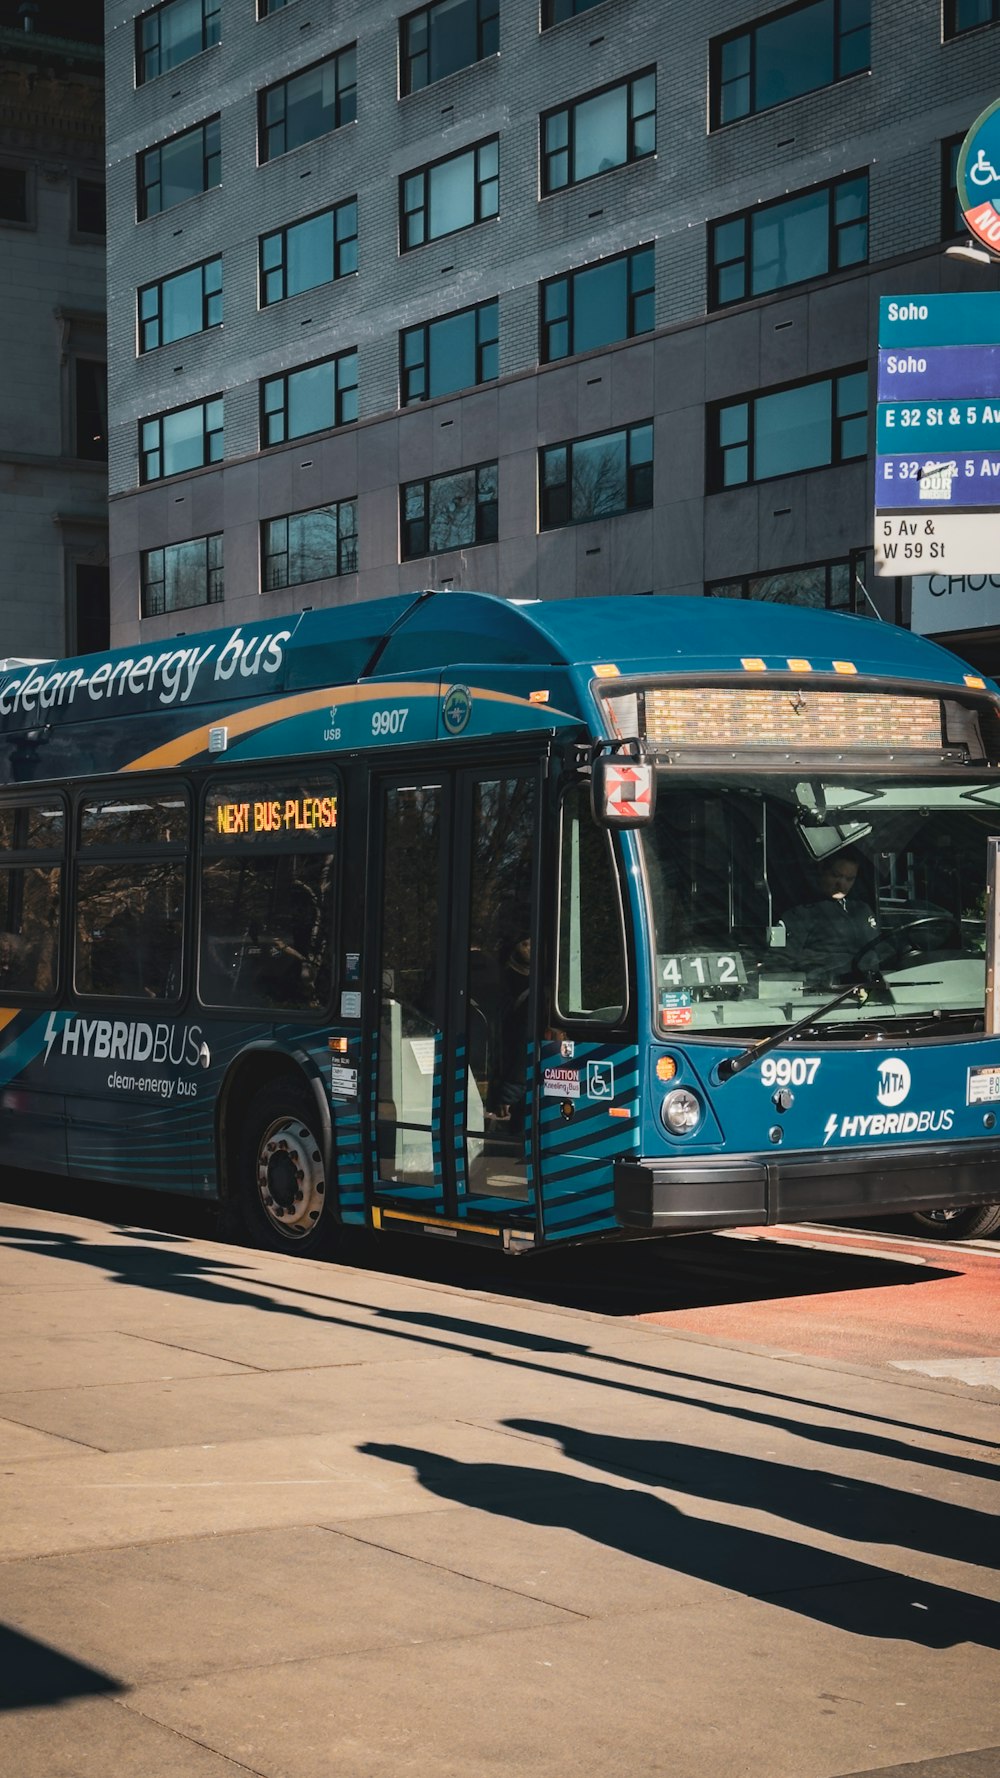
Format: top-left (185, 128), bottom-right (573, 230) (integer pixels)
top-left (957, 95), bottom-right (1000, 254)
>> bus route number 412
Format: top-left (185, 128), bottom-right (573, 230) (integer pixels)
top-left (660, 952), bottom-right (747, 988)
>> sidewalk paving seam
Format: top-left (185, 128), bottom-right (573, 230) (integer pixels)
top-left (109, 1697), bottom-right (270, 1776)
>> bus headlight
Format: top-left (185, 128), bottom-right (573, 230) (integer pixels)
top-left (661, 1087), bottom-right (702, 1135)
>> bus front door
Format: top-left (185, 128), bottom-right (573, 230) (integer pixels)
top-left (370, 765), bottom-right (541, 1232)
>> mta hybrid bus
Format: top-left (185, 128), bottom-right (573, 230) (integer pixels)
top-left (0, 588), bottom-right (998, 1256)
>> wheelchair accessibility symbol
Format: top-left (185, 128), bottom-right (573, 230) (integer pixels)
top-left (970, 148), bottom-right (1000, 189)
top-left (587, 1060), bottom-right (615, 1099)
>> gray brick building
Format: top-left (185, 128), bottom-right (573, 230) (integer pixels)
top-left (104, 0), bottom-right (1000, 659)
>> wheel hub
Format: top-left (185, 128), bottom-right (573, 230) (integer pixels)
top-left (256, 1116), bottom-right (325, 1240)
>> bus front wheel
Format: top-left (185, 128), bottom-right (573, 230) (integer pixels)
top-left (236, 1080), bottom-right (335, 1256)
top-left (907, 1202), bottom-right (1000, 1240)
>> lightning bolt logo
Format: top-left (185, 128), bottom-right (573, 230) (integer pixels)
top-left (822, 1112), bottom-right (839, 1146)
top-left (42, 1012), bottom-right (60, 1064)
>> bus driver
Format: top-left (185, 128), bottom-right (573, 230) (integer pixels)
top-left (784, 849), bottom-right (878, 985)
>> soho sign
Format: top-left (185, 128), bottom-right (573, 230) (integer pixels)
top-left (910, 572), bottom-right (1000, 635)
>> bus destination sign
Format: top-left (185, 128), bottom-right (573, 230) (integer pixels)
top-left (215, 794), bottom-right (338, 837)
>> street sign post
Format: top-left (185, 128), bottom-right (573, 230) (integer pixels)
top-left (875, 294), bottom-right (1000, 578)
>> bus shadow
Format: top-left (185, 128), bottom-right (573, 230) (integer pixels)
top-left (361, 1436), bottom-right (1000, 1651)
top-left (0, 1623), bottom-right (124, 1711)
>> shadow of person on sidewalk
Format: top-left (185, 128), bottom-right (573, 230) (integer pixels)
top-left (360, 1440), bottom-right (1000, 1651)
top-left (505, 1419), bottom-right (1000, 1572)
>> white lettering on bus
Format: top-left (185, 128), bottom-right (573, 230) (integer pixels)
top-left (42, 1014), bottom-right (206, 1069)
top-left (0, 626), bottom-right (293, 722)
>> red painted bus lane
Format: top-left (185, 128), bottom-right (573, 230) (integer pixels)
top-left (636, 1226), bottom-right (1000, 1375)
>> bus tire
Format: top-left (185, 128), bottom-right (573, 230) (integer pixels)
top-left (236, 1078), bottom-right (336, 1257)
top-left (907, 1202), bottom-right (1000, 1241)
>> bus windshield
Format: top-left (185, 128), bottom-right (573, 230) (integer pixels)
top-left (639, 770), bottom-right (1000, 1035)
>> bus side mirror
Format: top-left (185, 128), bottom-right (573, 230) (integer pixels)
top-left (591, 748), bottom-right (657, 828)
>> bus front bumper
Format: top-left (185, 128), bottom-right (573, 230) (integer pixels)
top-left (614, 1138), bottom-right (1000, 1234)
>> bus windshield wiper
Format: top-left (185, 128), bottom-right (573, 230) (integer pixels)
top-left (716, 982), bottom-right (869, 1082)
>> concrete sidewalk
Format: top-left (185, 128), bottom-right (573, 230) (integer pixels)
top-left (0, 1200), bottom-right (998, 1778)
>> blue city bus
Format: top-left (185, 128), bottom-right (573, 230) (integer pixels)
top-left (1, 588), bottom-right (999, 1255)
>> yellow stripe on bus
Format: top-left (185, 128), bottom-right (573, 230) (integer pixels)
top-left (122, 681), bottom-right (568, 773)
top-left (371, 1205), bottom-right (503, 1239)
top-left (0, 1007), bottom-right (20, 1031)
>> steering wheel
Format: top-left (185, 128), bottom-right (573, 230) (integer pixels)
top-left (854, 915), bottom-right (960, 973)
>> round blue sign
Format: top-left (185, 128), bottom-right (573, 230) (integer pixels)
top-left (957, 95), bottom-right (1000, 253)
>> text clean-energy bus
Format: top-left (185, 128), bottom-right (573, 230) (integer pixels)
top-left (1, 589), bottom-right (999, 1256)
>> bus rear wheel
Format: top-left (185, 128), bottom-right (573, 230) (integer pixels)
top-left (907, 1203), bottom-right (1000, 1241)
top-left (236, 1080), bottom-right (336, 1256)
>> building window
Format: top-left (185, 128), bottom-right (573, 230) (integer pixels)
top-left (711, 0), bottom-right (870, 129)
top-left (140, 396), bottom-right (224, 483)
top-left (541, 70), bottom-right (655, 195)
top-left (709, 172), bottom-right (868, 308)
top-left (74, 361), bottom-right (107, 460)
top-left (74, 563), bottom-right (110, 654)
top-left (540, 422), bottom-right (652, 528)
top-left (401, 299), bottom-right (498, 404)
top-left (944, 0), bottom-right (1000, 34)
top-left (258, 0), bottom-right (291, 14)
top-left (142, 534), bottom-right (223, 617)
top-left (707, 558), bottom-right (854, 611)
top-left (136, 0), bottom-right (221, 84)
top-left (542, 0), bottom-right (606, 23)
top-left (400, 138), bottom-right (498, 249)
top-left (400, 0), bottom-right (499, 95)
top-left (942, 133), bottom-right (965, 238)
top-left (541, 245), bottom-right (654, 362)
top-left (261, 350), bottom-right (358, 445)
top-left (262, 500), bottom-right (358, 589)
top-left (260, 199), bottom-right (357, 306)
top-left (139, 257), bottom-right (222, 352)
top-left (401, 462), bottom-right (498, 558)
top-left (709, 367), bottom-right (867, 490)
top-left (0, 165), bottom-right (29, 225)
top-left (259, 47), bottom-right (357, 162)
top-left (137, 117), bottom-right (220, 220)
top-left (74, 179), bottom-right (105, 237)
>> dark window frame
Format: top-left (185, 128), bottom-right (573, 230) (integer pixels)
top-left (73, 782), bottom-right (189, 1006)
top-left (141, 533), bottom-right (224, 617)
top-left (73, 358), bottom-right (108, 461)
top-left (400, 460), bottom-right (498, 560)
top-left (710, 0), bottom-right (871, 130)
top-left (540, 243), bottom-right (655, 362)
top-left (259, 197), bottom-right (358, 307)
top-left (400, 136), bottom-right (499, 251)
top-left (139, 394), bottom-right (224, 484)
top-left (73, 177), bottom-right (106, 238)
top-left (708, 169), bottom-right (869, 309)
top-left (197, 768), bottom-right (340, 1016)
top-left (400, 298), bottom-right (499, 404)
top-left (708, 365), bottom-right (868, 491)
top-left (539, 421), bottom-right (653, 529)
top-left (542, 0), bottom-right (608, 27)
top-left (944, 0), bottom-right (1000, 36)
top-left (941, 131), bottom-right (965, 238)
top-left (262, 498), bottom-right (358, 590)
top-left (0, 796), bottom-right (65, 1003)
top-left (258, 45), bottom-right (357, 163)
top-left (257, 0), bottom-right (292, 14)
top-left (135, 0), bottom-right (221, 84)
top-left (260, 349), bottom-right (359, 447)
top-left (138, 255), bottom-right (222, 353)
top-left (541, 68), bottom-right (656, 197)
top-left (0, 162), bottom-right (32, 228)
top-left (137, 116), bottom-right (221, 220)
top-left (400, 0), bottom-right (499, 96)
top-left (706, 555), bottom-right (857, 612)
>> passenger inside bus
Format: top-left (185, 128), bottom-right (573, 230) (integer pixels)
top-left (783, 849), bottom-right (879, 984)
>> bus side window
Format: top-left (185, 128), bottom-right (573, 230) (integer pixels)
top-left (0, 801), bottom-right (65, 999)
top-left (74, 788), bottom-right (188, 1003)
top-left (556, 784), bottom-right (627, 1024)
